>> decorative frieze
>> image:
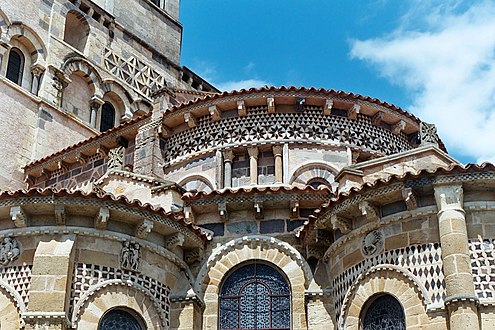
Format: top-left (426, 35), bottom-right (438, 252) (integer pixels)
top-left (107, 146), bottom-right (125, 171)
top-left (420, 122), bottom-right (439, 146)
top-left (160, 110), bottom-right (413, 166)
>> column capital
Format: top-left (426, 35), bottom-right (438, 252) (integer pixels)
top-left (272, 145), bottom-right (283, 157)
top-left (247, 146), bottom-right (259, 159)
top-left (222, 149), bottom-right (235, 162)
top-left (434, 183), bottom-right (464, 213)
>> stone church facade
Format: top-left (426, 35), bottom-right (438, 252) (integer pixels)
top-left (0, 0), bottom-right (492, 329)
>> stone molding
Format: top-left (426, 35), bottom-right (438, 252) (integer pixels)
top-left (71, 279), bottom-right (165, 329)
top-left (0, 277), bottom-right (27, 315)
top-left (195, 235), bottom-right (313, 296)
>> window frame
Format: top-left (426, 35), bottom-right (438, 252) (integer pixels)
top-left (6, 47), bottom-right (24, 86)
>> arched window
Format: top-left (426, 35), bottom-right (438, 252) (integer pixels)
top-left (98, 308), bottom-right (144, 330)
top-left (361, 294), bottom-right (406, 330)
top-left (307, 178), bottom-right (330, 189)
top-left (100, 102), bottom-right (116, 132)
top-left (219, 262), bottom-right (291, 330)
top-left (6, 47), bottom-right (24, 85)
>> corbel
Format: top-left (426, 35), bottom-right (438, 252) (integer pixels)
top-left (54, 204), bottom-right (66, 225)
top-left (183, 205), bottom-right (194, 224)
top-left (209, 105), bottom-right (221, 121)
top-left (290, 200), bottom-right (299, 218)
top-left (254, 201), bottom-right (264, 220)
top-left (57, 160), bottom-right (69, 172)
top-left (296, 97), bottom-right (305, 112)
top-left (402, 188), bottom-right (418, 210)
top-left (41, 168), bottom-right (52, 180)
top-left (184, 112), bottom-right (197, 128)
top-left (95, 207), bottom-right (110, 230)
top-left (165, 233), bottom-right (185, 250)
top-left (267, 97), bottom-right (275, 113)
top-left (218, 201), bottom-right (228, 222)
top-left (323, 98), bottom-right (333, 115)
top-left (372, 111), bottom-right (384, 126)
top-left (24, 174), bottom-right (36, 186)
top-left (330, 214), bottom-right (351, 234)
top-left (76, 152), bottom-right (89, 165)
top-left (392, 120), bottom-right (406, 135)
top-left (96, 145), bottom-right (109, 157)
top-left (116, 136), bottom-right (129, 148)
top-left (237, 100), bottom-right (247, 117)
top-left (348, 103), bottom-right (360, 120)
top-left (10, 206), bottom-right (28, 228)
top-left (185, 248), bottom-right (204, 264)
top-left (136, 219), bottom-right (153, 239)
top-left (359, 201), bottom-right (380, 222)
top-left (158, 125), bottom-right (171, 138)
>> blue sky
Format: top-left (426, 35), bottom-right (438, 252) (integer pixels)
top-left (180, 1), bottom-right (495, 165)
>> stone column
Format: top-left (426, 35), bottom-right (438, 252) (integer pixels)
top-left (273, 145), bottom-right (283, 183)
top-left (247, 146), bottom-right (259, 185)
top-left (223, 150), bottom-right (234, 188)
top-left (30, 64), bottom-right (45, 96)
top-left (434, 184), bottom-right (479, 330)
top-left (90, 96), bottom-right (104, 128)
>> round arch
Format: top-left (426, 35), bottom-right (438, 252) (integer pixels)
top-left (0, 279), bottom-right (24, 329)
top-left (72, 280), bottom-right (164, 330)
top-left (178, 174), bottom-right (215, 193)
top-left (196, 235), bottom-right (312, 330)
top-left (341, 265), bottom-right (430, 330)
top-left (290, 162), bottom-right (338, 189)
top-left (7, 23), bottom-right (46, 65)
top-left (62, 57), bottom-right (103, 97)
top-left (101, 80), bottom-right (135, 120)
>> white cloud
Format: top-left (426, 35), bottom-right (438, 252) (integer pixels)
top-left (216, 79), bottom-right (271, 92)
top-left (350, 1), bottom-right (495, 164)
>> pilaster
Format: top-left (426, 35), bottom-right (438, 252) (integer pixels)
top-left (434, 184), bottom-right (479, 330)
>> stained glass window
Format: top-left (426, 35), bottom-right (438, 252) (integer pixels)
top-left (98, 308), bottom-right (143, 330)
top-left (219, 262), bottom-right (291, 330)
top-left (361, 294), bottom-right (406, 330)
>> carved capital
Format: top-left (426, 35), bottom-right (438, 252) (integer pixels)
top-left (247, 146), bottom-right (259, 159)
top-left (237, 100), bottom-right (247, 116)
top-left (95, 207), bottom-right (110, 230)
top-left (272, 145), bottom-right (283, 157)
top-left (136, 219), bottom-right (153, 239)
top-left (10, 206), bottom-right (27, 228)
top-left (222, 149), bottom-right (235, 162)
top-left (434, 184), bottom-right (464, 213)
